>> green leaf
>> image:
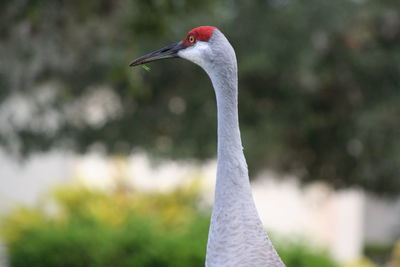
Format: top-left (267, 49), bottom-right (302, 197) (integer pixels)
top-left (141, 64), bottom-right (151, 71)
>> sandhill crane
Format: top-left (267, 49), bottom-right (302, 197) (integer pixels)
top-left (130, 26), bottom-right (285, 267)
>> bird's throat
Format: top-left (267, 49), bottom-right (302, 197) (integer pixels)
top-left (209, 67), bottom-right (252, 195)
top-left (210, 70), bottom-right (244, 165)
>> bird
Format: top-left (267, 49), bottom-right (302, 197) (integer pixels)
top-left (129, 26), bottom-right (285, 267)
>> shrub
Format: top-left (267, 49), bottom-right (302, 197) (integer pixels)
top-left (1, 184), bottom-right (338, 267)
top-left (1, 185), bottom-right (209, 267)
top-left (277, 237), bottom-right (338, 267)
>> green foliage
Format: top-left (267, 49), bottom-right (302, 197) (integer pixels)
top-left (6, 214), bottom-right (209, 267)
top-left (277, 237), bottom-right (338, 267)
top-left (364, 242), bottom-right (394, 265)
top-left (1, 0), bottom-right (399, 194)
top-left (1, 185), bottom-right (209, 267)
top-left (0, 185), bottom-right (338, 267)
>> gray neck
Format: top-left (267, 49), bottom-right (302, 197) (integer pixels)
top-left (203, 30), bottom-right (285, 267)
top-left (209, 65), bottom-right (243, 164)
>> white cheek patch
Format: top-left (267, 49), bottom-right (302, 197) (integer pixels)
top-left (178, 41), bottom-right (211, 70)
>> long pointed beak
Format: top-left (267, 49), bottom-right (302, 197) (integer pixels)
top-left (129, 41), bottom-right (185, 67)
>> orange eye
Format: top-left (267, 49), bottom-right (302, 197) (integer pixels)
top-left (188, 35), bottom-right (195, 43)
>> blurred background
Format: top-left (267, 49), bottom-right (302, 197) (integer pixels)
top-left (1, 0), bottom-right (400, 266)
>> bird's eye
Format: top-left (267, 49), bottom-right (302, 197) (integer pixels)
top-left (188, 35), bottom-right (196, 43)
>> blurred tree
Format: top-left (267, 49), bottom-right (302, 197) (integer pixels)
top-left (0, 0), bottom-right (399, 194)
top-left (226, 0), bottom-right (400, 194)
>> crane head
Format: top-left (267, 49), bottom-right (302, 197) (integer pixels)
top-left (129, 26), bottom-right (218, 69)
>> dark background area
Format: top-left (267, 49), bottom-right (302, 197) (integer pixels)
top-left (1, 0), bottom-right (399, 195)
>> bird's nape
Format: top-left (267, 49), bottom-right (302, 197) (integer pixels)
top-left (129, 41), bottom-right (185, 67)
